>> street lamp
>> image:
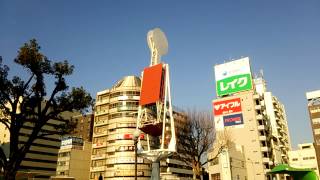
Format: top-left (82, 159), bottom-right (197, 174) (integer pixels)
top-left (133, 129), bottom-right (140, 180)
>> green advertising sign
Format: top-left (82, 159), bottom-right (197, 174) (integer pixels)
top-left (216, 74), bottom-right (252, 96)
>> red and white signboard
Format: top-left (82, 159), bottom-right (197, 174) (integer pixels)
top-left (213, 98), bottom-right (242, 116)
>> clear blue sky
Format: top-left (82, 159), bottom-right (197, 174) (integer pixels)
top-left (1, 0), bottom-right (319, 148)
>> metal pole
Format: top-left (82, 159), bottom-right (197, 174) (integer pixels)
top-left (135, 139), bottom-right (138, 180)
top-left (151, 159), bottom-right (160, 180)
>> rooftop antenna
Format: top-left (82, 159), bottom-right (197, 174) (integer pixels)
top-left (260, 69), bottom-right (264, 78)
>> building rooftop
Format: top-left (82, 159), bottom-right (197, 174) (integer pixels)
top-left (306, 90), bottom-right (320, 100)
top-left (112, 75), bottom-right (141, 89)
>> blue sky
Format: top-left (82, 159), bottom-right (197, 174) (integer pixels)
top-left (0, 0), bottom-right (319, 148)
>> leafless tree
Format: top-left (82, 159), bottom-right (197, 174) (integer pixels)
top-left (176, 109), bottom-right (231, 180)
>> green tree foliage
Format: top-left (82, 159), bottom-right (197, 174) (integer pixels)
top-left (0, 39), bottom-right (93, 180)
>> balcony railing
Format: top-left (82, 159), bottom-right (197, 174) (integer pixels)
top-left (91, 154), bottom-right (106, 160)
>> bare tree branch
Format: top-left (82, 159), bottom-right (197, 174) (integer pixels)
top-left (0, 118), bottom-right (10, 130)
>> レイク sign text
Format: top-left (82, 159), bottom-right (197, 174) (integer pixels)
top-left (214, 57), bottom-right (253, 96)
top-left (213, 98), bottom-right (242, 116)
top-left (216, 74), bottom-right (252, 96)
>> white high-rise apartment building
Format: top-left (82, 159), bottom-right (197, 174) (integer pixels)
top-left (90, 76), bottom-right (193, 180)
top-left (209, 58), bottom-right (291, 180)
top-left (90, 76), bottom-right (150, 180)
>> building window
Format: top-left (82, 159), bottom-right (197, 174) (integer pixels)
top-left (58, 152), bottom-right (71, 157)
top-left (312, 118), bottom-right (320, 124)
top-left (211, 173), bottom-right (221, 180)
top-left (292, 158), bottom-right (298, 161)
top-left (303, 157), bottom-right (316, 160)
top-left (314, 129), bottom-right (320, 135)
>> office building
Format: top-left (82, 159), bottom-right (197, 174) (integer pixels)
top-left (18, 111), bottom-right (77, 179)
top-left (209, 58), bottom-right (291, 180)
top-left (306, 90), bottom-right (320, 171)
top-left (52, 136), bottom-right (92, 180)
top-left (0, 101), bottom-right (78, 179)
top-left (289, 143), bottom-right (319, 177)
top-left (70, 113), bottom-right (94, 142)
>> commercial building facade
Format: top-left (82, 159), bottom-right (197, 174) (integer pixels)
top-left (210, 90), bottom-right (272, 179)
top-left (306, 90), bottom-right (320, 172)
top-left (53, 136), bottom-right (92, 180)
top-left (209, 58), bottom-right (291, 180)
top-left (289, 143), bottom-right (319, 177)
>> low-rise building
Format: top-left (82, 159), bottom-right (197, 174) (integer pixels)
top-left (208, 142), bottom-right (247, 180)
top-left (289, 143), bottom-right (319, 177)
top-left (306, 90), bottom-right (320, 171)
top-left (52, 136), bottom-right (92, 180)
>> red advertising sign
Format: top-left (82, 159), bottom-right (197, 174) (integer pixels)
top-left (213, 98), bottom-right (242, 116)
top-left (121, 134), bottom-right (145, 140)
top-left (139, 64), bottom-right (164, 105)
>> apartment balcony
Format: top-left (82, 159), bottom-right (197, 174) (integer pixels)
top-left (94, 121), bottom-right (108, 127)
top-left (93, 142), bottom-right (107, 148)
top-left (56, 165), bottom-right (69, 171)
top-left (262, 157), bottom-right (271, 163)
top-left (105, 171), bottom-right (115, 178)
top-left (281, 154), bottom-right (287, 157)
top-left (255, 105), bottom-right (262, 110)
top-left (95, 110), bottom-right (108, 116)
top-left (114, 170), bottom-right (144, 177)
top-left (259, 135), bottom-right (267, 141)
top-left (256, 114), bottom-right (263, 120)
top-left (57, 157), bottom-right (70, 162)
top-left (95, 99), bottom-right (109, 106)
top-left (91, 154), bottom-right (106, 160)
top-left (261, 146), bottom-right (270, 152)
top-left (106, 157), bottom-right (143, 164)
top-left (116, 95), bottom-right (140, 101)
top-left (167, 167), bottom-right (194, 175)
top-left (90, 166), bottom-right (105, 172)
top-left (106, 146), bottom-right (116, 152)
top-left (258, 125), bottom-right (265, 130)
top-left (93, 131), bottom-right (108, 137)
top-left (117, 106), bottom-right (138, 111)
top-left (253, 94), bottom-right (260, 99)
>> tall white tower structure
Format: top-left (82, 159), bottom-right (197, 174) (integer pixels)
top-left (136, 28), bottom-right (176, 180)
